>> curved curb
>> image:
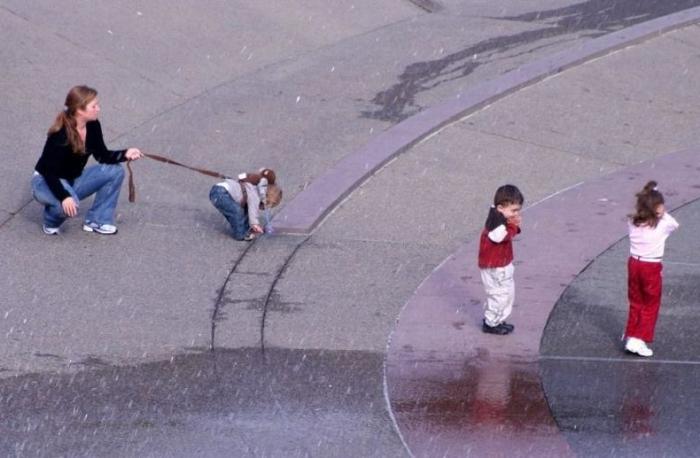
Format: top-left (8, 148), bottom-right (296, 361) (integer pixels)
top-left (273, 6), bottom-right (700, 235)
top-left (384, 147), bottom-right (700, 456)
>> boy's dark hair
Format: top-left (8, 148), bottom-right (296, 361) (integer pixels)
top-left (493, 184), bottom-right (524, 207)
top-left (630, 180), bottom-right (664, 228)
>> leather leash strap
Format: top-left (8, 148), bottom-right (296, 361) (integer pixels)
top-left (126, 152), bottom-right (230, 203)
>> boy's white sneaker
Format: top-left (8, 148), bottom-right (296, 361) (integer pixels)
top-left (625, 337), bottom-right (653, 357)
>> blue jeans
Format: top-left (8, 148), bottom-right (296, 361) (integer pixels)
top-left (209, 185), bottom-right (249, 240)
top-left (31, 163), bottom-right (125, 228)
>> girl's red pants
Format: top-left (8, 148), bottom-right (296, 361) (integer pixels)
top-left (625, 257), bottom-right (663, 343)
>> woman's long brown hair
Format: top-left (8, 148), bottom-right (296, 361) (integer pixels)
top-left (48, 85), bottom-right (97, 154)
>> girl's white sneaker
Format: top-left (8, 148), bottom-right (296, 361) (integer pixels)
top-left (625, 337), bottom-right (653, 357)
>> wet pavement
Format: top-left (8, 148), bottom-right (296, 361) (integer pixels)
top-left (2, 0), bottom-right (700, 456)
top-left (0, 347), bottom-right (402, 457)
top-left (541, 200), bottom-right (700, 457)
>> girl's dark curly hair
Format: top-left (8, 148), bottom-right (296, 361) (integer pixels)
top-left (630, 180), bottom-right (664, 228)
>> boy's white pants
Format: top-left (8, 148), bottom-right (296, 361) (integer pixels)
top-left (480, 263), bottom-right (514, 327)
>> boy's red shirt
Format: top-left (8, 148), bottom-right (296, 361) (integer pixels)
top-left (478, 207), bottom-right (521, 268)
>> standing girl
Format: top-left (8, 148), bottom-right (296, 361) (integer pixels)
top-left (624, 181), bottom-right (679, 357)
top-left (32, 85), bottom-right (142, 235)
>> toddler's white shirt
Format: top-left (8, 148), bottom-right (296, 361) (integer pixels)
top-left (628, 213), bottom-right (679, 259)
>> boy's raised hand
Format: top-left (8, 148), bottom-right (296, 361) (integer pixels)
top-left (508, 215), bottom-right (522, 227)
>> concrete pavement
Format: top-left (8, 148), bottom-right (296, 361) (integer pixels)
top-left (2, 1), bottom-right (700, 456)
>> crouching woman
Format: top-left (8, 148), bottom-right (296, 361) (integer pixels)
top-left (32, 85), bottom-right (142, 235)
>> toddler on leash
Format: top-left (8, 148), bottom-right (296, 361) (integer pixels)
top-left (624, 180), bottom-right (679, 357)
top-left (478, 184), bottom-right (524, 335)
top-left (209, 168), bottom-right (282, 241)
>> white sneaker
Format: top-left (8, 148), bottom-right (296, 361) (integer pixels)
top-left (83, 222), bottom-right (118, 235)
top-left (42, 225), bottom-right (60, 235)
top-left (625, 337), bottom-right (653, 357)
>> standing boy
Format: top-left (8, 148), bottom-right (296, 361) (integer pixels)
top-left (478, 185), bottom-right (524, 335)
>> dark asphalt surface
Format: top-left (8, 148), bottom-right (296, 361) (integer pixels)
top-left (0, 348), bottom-right (400, 457)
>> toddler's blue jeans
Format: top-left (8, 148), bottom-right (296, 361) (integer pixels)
top-left (209, 185), bottom-right (249, 240)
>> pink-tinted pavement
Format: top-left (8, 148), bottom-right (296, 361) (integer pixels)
top-left (385, 148), bottom-right (700, 456)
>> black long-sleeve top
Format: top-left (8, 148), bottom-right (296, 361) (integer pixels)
top-left (34, 120), bottom-right (126, 201)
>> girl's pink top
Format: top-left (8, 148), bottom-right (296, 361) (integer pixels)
top-left (628, 212), bottom-right (679, 259)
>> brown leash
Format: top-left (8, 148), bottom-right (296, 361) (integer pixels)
top-left (127, 152), bottom-right (230, 202)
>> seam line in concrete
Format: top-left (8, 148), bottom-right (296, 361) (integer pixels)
top-left (260, 236), bottom-right (309, 353)
top-left (382, 349), bottom-right (414, 458)
top-left (663, 261), bottom-right (700, 267)
top-left (0, 199), bottom-right (33, 230)
top-left (273, 6), bottom-right (700, 235)
top-left (541, 355), bottom-right (700, 365)
top-left (461, 126), bottom-right (627, 166)
top-left (210, 241), bottom-right (258, 351)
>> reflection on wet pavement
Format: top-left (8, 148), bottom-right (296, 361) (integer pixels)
top-left (388, 348), bottom-right (571, 457)
top-left (540, 202), bottom-right (700, 456)
top-left (0, 348), bottom-right (404, 457)
top-left (542, 359), bottom-right (700, 457)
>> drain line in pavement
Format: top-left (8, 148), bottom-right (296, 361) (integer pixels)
top-left (259, 236), bottom-right (310, 353)
top-left (0, 199), bottom-right (33, 229)
top-left (405, 0), bottom-right (441, 13)
top-left (210, 240), bottom-right (258, 351)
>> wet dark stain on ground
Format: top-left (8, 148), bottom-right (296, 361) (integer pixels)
top-left (213, 290), bottom-right (302, 315)
top-left (406, 0), bottom-right (442, 13)
top-left (387, 354), bottom-right (559, 455)
top-left (33, 353), bottom-right (63, 360)
top-left (541, 358), bottom-right (700, 456)
top-left (538, 222), bottom-right (700, 456)
top-left (72, 356), bottom-right (112, 368)
top-left (363, 0), bottom-right (700, 122)
top-left (0, 348), bottom-right (388, 456)
top-left (233, 271), bottom-right (271, 277)
top-left (264, 293), bottom-right (304, 313)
